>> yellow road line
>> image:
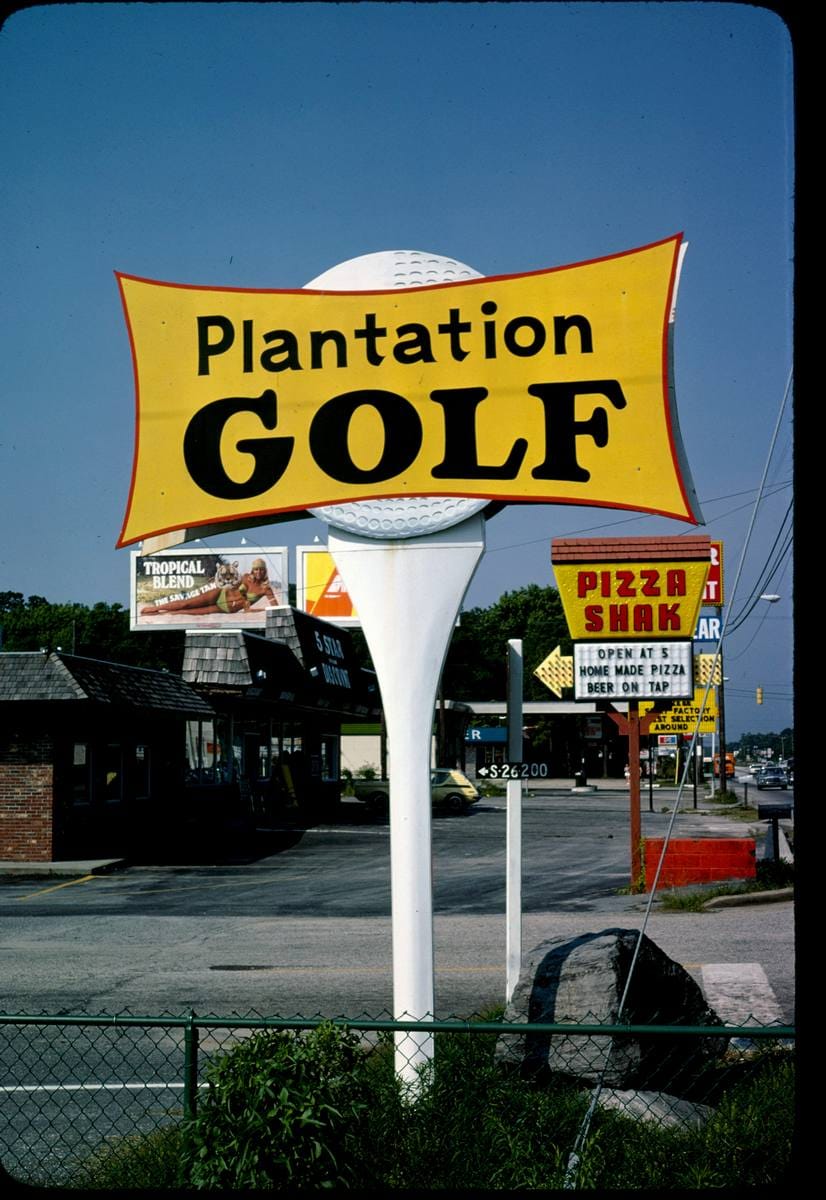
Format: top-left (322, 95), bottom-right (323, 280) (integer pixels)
top-left (17, 874), bottom-right (98, 901)
top-left (110, 874), bottom-right (309, 896)
top-left (16, 873), bottom-right (309, 900)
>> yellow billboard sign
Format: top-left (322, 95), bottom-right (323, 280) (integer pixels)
top-left (552, 536), bottom-right (711, 641)
top-left (297, 547), bottom-right (359, 625)
top-left (639, 688), bottom-right (718, 734)
top-left (116, 235), bottom-right (701, 546)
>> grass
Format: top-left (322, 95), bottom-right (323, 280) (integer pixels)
top-left (67, 1030), bottom-right (794, 1191)
top-left (72, 1125), bottom-right (184, 1190)
top-left (657, 858), bottom-right (794, 911)
top-left (705, 792), bottom-right (760, 821)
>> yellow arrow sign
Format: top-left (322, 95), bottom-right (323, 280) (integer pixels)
top-left (534, 646), bottom-right (574, 698)
top-left (694, 654), bottom-right (722, 685)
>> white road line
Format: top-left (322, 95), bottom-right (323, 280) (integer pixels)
top-left (0, 1082), bottom-right (208, 1093)
top-left (700, 962), bottom-right (786, 1026)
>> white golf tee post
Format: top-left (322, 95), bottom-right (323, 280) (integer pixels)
top-left (505, 639), bottom-right (523, 1003)
top-left (329, 513), bottom-right (485, 1089)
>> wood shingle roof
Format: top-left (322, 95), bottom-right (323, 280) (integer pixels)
top-left (0, 652), bottom-right (213, 716)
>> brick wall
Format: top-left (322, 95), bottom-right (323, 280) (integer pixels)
top-left (0, 726), bottom-right (55, 861)
top-left (644, 837), bottom-right (756, 891)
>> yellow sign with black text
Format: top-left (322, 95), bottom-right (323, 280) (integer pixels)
top-left (639, 688), bottom-right (718, 734)
top-left (116, 235), bottom-right (700, 546)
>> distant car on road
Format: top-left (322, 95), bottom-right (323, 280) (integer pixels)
top-left (756, 766), bottom-right (789, 790)
top-left (351, 769), bottom-right (480, 815)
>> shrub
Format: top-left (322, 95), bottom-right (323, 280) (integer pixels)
top-left (755, 857), bottom-right (794, 889)
top-left (180, 1023), bottom-right (378, 1189)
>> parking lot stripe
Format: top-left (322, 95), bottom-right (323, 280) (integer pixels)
top-left (16, 874), bottom-right (97, 901)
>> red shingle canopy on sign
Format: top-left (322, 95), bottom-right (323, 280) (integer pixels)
top-left (551, 536), bottom-right (711, 563)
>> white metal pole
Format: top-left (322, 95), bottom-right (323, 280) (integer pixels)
top-left (329, 514), bottom-right (485, 1087)
top-left (505, 639), bottom-right (523, 1003)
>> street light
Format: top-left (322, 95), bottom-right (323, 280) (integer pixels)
top-left (755, 594), bottom-right (781, 707)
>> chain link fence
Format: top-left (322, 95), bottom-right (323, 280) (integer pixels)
top-left (0, 1010), bottom-right (794, 1189)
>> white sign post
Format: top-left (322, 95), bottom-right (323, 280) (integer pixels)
top-left (506, 639), bottom-right (523, 1003)
top-left (309, 250), bottom-right (487, 1090)
top-left (328, 516), bottom-right (484, 1084)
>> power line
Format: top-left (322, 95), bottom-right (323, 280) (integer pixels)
top-left (484, 479), bottom-right (792, 556)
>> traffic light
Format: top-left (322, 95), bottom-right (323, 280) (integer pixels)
top-left (756, 686), bottom-right (764, 705)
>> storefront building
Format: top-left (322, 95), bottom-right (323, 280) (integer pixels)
top-left (181, 607), bottom-right (380, 830)
top-left (0, 610), bottom-right (379, 862)
top-left (0, 651), bottom-right (213, 861)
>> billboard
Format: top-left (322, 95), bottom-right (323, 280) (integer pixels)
top-left (639, 687), bottom-right (718, 734)
top-left (552, 536), bottom-right (711, 642)
top-left (701, 540), bottom-right (724, 607)
top-left (131, 546), bottom-right (288, 631)
top-left (117, 234), bottom-right (702, 547)
top-left (296, 546), bottom-right (359, 626)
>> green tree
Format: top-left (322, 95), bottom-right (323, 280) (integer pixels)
top-left (442, 584), bottom-right (570, 701)
top-left (733, 728), bottom-right (794, 759)
top-left (0, 595), bottom-right (183, 671)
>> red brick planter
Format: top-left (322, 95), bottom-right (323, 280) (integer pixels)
top-left (644, 837), bottom-right (756, 890)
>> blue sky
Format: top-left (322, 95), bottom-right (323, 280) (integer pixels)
top-left (0, 2), bottom-right (794, 740)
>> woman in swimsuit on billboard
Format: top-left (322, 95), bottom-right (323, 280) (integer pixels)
top-left (140, 558), bottom-right (279, 616)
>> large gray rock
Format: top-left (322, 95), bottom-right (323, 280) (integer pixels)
top-left (594, 1089), bottom-right (714, 1130)
top-left (496, 928), bottom-right (727, 1090)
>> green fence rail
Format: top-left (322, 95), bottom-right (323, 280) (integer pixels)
top-left (0, 1011), bottom-right (795, 1189)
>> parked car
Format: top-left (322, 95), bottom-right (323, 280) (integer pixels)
top-left (756, 766), bottom-right (789, 790)
top-left (430, 768), bottom-right (480, 811)
top-left (351, 769), bottom-right (480, 815)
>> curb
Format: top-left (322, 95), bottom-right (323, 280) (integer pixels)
top-left (0, 859), bottom-right (126, 880)
top-left (702, 887), bottom-right (794, 909)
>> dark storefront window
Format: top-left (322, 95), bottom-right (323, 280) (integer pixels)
top-left (71, 743), bottom-right (90, 807)
top-left (258, 741), bottom-right (270, 778)
top-left (186, 719), bottom-right (234, 784)
top-left (104, 744), bottom-right (122, 804)
top-left (135, 744), bottom-right (150, 799)
top-left (320, 734), bottom-right (339, 782)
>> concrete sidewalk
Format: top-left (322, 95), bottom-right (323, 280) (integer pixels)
top-left (0, 858), bottom-right (126, 878)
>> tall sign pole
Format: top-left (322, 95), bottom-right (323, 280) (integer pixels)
top-left (308, 252), bottom-right (487, 1090)
top-left (329, 516), bottom-right (484, 1083)
top-left (505, 639), bottom-right (523, 1002)
top-left (717, 653), bottom-right (728, 796)
top-left (627, 700), bottom-right (642, 886)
